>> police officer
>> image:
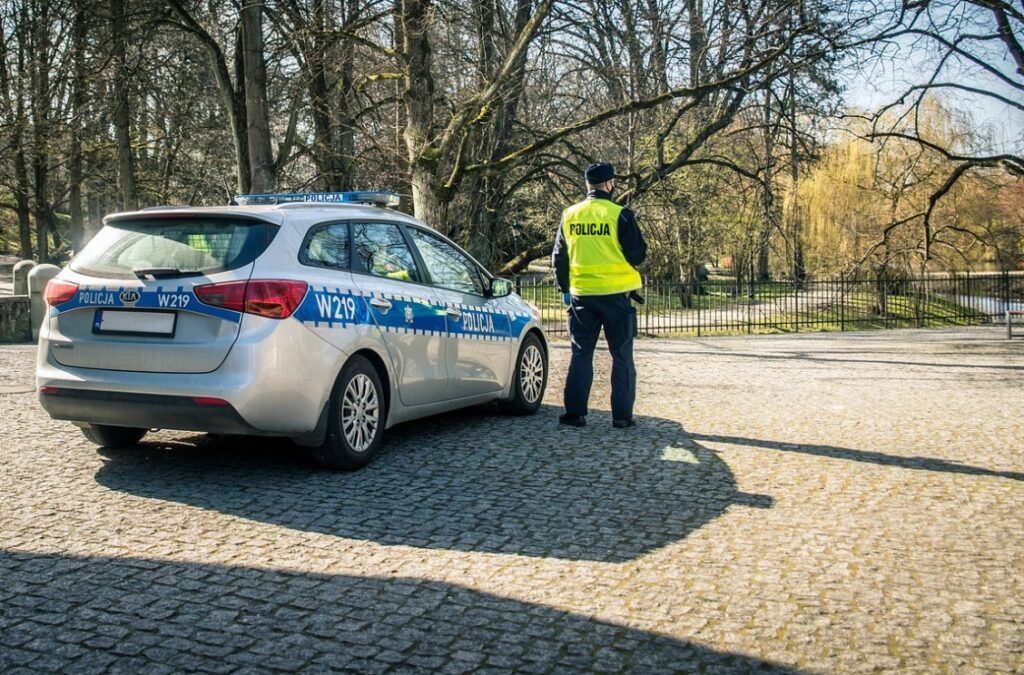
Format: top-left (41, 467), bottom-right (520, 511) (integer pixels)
top-left (551, 162), bottom-right (647, 428)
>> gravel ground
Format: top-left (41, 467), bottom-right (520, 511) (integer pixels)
top-left (1, 326), bottom-right (1022, 673)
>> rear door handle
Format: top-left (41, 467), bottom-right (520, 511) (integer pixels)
top-left (370, 298), bottom-right (392, 313)
top-left (446, 307), bottom-right (462, 320)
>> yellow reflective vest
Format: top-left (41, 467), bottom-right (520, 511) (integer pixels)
top-left (561, 198), bottom-right (642, 296)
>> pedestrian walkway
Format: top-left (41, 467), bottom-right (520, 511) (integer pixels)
top-left (0, 327), bottom-right (1021, 673)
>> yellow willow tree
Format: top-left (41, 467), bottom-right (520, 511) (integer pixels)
top-left (794, 100), bottom-right (994, 276)
top-left (792, 132), bottom-right (885, 275)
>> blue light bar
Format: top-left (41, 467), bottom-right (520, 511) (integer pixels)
top-left (233, 191), bottom-right (400, 207)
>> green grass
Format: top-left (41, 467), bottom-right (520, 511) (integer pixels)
top-left (515, 282), bottom-right (792, 317)
top-left (528, 285), bottom-right (989, 337)
top-left (632, 292), bottom-right (984, 337)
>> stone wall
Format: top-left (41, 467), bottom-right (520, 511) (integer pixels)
top-left (0, 296), bottom-right (31, 343)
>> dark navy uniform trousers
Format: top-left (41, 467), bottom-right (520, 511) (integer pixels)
top-left (564, 292), bottom-right (637, 421)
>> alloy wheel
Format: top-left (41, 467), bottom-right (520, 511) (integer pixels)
top-left (519, 344), bottom-right (545, 403)
top-left (341, 373), bottom-right (379, 453)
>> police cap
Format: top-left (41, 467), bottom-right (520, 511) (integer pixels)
top-left (584, 162), bottom-right (614, 184)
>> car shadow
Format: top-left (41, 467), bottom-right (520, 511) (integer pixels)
top-left (0, 549), bottom-right (804, 673)
top-left (94, 405), bottom-right (772, 563)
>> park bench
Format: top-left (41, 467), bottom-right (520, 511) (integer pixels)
top-left (1009, 310), bottom-right (1024, 339)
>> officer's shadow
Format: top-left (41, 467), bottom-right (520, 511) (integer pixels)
top-left (95, 405), bottom-right (772, 563)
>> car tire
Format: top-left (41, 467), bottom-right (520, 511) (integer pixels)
top-left (80, 424), bottom-right (147, 448)
top-left (499, 332), bottom-right (547, 415)
top-left (312, 355), bottom-right (385, 471)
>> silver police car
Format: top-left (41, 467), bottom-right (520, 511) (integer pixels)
top-left (37, 192), bottom-right (548, 470)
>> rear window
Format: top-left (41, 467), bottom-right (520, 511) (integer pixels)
top-left (71, 217), bottom-right (278, 279)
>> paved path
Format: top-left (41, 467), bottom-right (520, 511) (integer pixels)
top-left (1, 328), bottom-right (1022, 673)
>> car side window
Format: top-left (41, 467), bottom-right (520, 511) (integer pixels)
top-left (301, 223), bottom-right (350, 269)
top-left (353, 222), bottom-right (421, 284)
top-left (409, 228), bottom-right (485, 295)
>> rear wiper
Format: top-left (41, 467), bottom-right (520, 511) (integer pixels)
top-left (132, 267), bottom-right (202, 279)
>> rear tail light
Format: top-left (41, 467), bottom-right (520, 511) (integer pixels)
top-left (195, 280), bottom-right (308, 319)
top-left (243, 280), bottom-right (309, 318)
top-left (194, 281), bottom-right (246, 313)
top-left (191, 397), bottom-right (229, 406)
top-left (44, 280), bottom-right (79, 306)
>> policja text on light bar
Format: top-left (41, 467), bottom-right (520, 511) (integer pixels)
top-left (233, 192), bottom-right (400, 207)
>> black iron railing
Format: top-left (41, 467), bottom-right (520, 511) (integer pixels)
top-left (514, 271), bottom-right (1024, 337)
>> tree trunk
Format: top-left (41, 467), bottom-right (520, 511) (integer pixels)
top-left (333, 6), bottom-right (356, 192)
top-left (0, 8), bottom-right (33, 258)
top-left (111, 0), bottom-right (137, 210)
top-left (68, 0), bottom-right (88, 252)
top-left (86, 77), bottom-right (110, 237)
top-left (463, 0), bottom-right (532, 265)
top-left (410, 162), bottom-right (450, 229)
top-left (758, 90), bottom-right (774, 281)
top-left (87, 190), bottom-right (105, 239)
top-left (401, 0), bottom-right (441, 223)
top-left (31, 0), bottom-right (52, 260)
top-left (309, 63), bottom-right (337, 188)
top-left (675, 196), bottom-right (692, 308)
top-left (466, 177), bottom-right (502, 265)
top-left (242, 0), bottom-right (274, 192)
top-left (166, 0), bottom-right (251, 195)
top-left (307, 0), bottom-right (332, 187)
top-left (644, 0), bottom-right (669, 94)
top-left (685, 0), bottom-right (706, 89)
top-left (15, 147), bottom-right (33, 259)
top-left (400, 0), bottom-right (463, 231)
top-left (785, 31), bottom-right (805, 287)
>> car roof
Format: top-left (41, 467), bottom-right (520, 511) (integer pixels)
top-left (99, 197), bottom-right (496, 275)
top-left (104, 203), bottom-right (430, 232)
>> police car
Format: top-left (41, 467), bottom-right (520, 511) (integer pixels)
top-left (36, 192), bottom-right (548, 470)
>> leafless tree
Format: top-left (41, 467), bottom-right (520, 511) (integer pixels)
top-left (854, 0), bottom-right (1024, 268)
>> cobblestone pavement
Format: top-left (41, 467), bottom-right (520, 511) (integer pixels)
top-left (2, 327), bottom-right (1022, 673)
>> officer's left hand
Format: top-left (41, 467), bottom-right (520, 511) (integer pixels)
top-left (562, 292), bottom-right (571, 306)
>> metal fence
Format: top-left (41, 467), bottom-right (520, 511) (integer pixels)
top-left (514, 271), bottom-right (1024, 337)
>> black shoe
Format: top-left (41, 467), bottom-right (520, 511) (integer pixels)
top-left (559, 414), bottom-right (586, 427)
top-left (612, 418), bottom-right (636, 428)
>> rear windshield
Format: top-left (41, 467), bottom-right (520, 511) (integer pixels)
top-left (71, 217), bottom-right (278, 280)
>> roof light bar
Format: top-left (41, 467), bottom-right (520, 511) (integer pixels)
top-left (233, 192), bottom-right (400, 208)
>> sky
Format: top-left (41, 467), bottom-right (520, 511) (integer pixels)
top-left (842, 56), bottom-right (1024, 155)
top-left (837, 3), bottom-right (1024, 156)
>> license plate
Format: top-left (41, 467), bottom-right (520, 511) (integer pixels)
top-left (93, 310), bottom-right (177, 337)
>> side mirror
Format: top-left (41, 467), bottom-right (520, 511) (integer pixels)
top-left (489, 278), bottom-right (514, 298)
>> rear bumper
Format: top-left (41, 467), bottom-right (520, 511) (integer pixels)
top-left (39, 389), bottom-right (261, 435)
top-left (35, 314), bottom-right (346, 436)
